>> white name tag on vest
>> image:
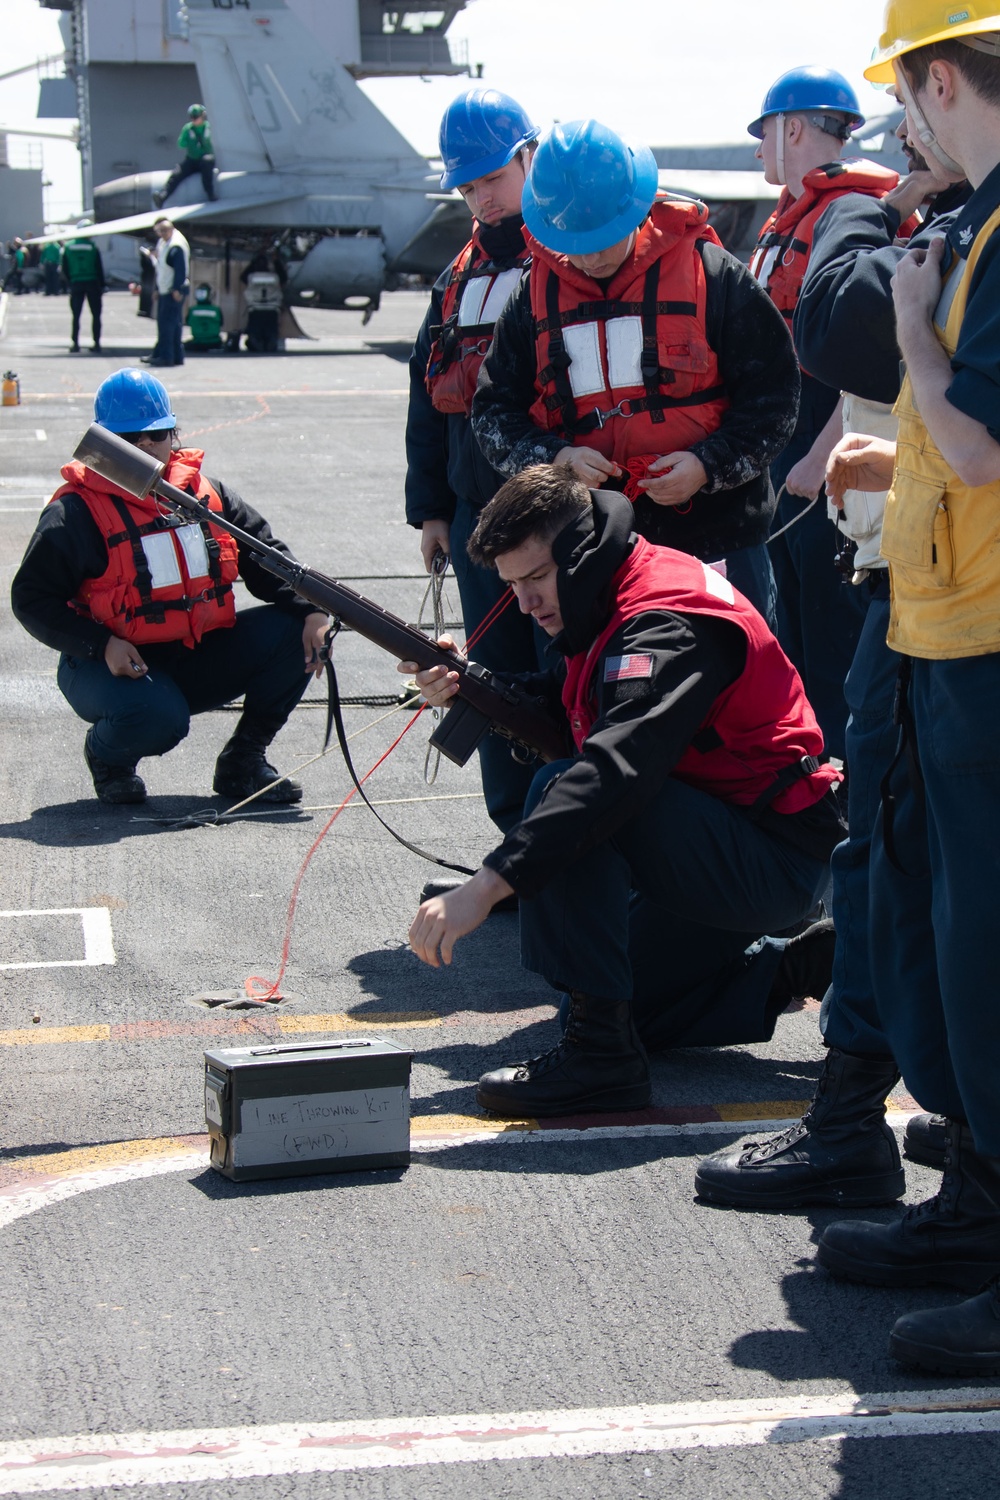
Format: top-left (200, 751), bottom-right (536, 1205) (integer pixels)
top-left (140, 523), bottom-right (210, 590)
top-left (564, 316), bottom-right (645, 398)
top-left (457, 266), bottom-right (523, 327)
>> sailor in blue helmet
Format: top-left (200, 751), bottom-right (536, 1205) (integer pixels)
top-left (11, 369), bottom-right (330, 807)
top-left (747, 65), bottom-right (917, 763)
top-left (472, 118), bottom-right (801, 626)
top-left (404, 87), bottom-right (547, 895)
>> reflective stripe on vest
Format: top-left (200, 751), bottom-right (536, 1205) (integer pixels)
top-left (425, 234), bottom-right (529, 416)
top-left (882, 202), bottom-right (1000, 658)
top-left (527, 197), bottom-right (730, 467)
top-left (561, 536), bottom-right (838, 815)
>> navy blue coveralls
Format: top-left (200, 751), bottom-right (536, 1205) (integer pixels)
top-left (795, 185), bottom-right (969, 1066)
top-left (868, 169), bottom-right (1000, 1157)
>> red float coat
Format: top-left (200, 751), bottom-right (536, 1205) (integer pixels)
top-left (424, 228), bottom-right (530, 416)
top-left (51, 448), bottom-right (239, 648)
top-left (561, 536), bottom-right (839, 815)
top-left (750, 160), bottom-right (916, 331)
top-left (526, 197), bottom-right (730, 475)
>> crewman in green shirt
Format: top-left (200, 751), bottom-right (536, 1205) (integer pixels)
top-left (185, 283), bottom-right (224, 350)
top-left (3, 239), bottom-right (26, 295)
top-left (40, 241), bottom-right (62, 297)
top-left (61, 234), bottom-right (106, 354)
top-left (156, 104), bottom-right (217, 206)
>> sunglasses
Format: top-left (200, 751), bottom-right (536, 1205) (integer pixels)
top-left (120, 429), bottom-right (176, 444)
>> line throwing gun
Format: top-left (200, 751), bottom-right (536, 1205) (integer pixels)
top-left (73, 424), bottom-right (566, 768)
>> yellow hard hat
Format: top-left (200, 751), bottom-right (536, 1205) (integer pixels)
top-left (865, 1), bottom-right (1000, 83)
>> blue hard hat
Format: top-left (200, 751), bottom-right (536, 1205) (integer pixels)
top-left (439, 87), bottom-right (538, 191)
top-left (747, 66), bottom-right (865, 139)
top-left (521, 119), bottom-right (659, 256)
top-left (94, 368), bottom-right (176, 434)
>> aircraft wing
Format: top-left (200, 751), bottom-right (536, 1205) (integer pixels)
top-left (657, 169), bottom-right (781, 202)
top-left (25, 192), bottom-right (301, 245)
top-left (389, 198), bottom-right (473, 278)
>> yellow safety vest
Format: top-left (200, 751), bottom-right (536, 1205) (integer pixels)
top-left (882, 203), bottom-right (1000, 658)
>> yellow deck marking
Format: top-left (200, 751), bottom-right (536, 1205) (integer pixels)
top-left (7, 1137), bottom-right (197, 1177)
top-left (0, 1014), bottom-right (440, 1047)
top-left (0, 1024), bottom-right (112, 1046)
top-left (715, 1099), bottom-right (817, 1122)
top-left (277, 1012), bottom-right (439, 1033)
top-left (410, 1114), bottom-right (538, 1136)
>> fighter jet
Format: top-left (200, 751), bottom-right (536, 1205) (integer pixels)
top-left (33, 0), bottom-right (470, 318)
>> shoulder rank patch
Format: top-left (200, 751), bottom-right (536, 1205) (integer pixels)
top-left (604, 654), bottom-right (653, 683)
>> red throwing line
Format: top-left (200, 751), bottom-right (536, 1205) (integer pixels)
top-left (243, 582), bottom-right (518, 1003)
top-left (244, 704), bottom-right (430, 1002)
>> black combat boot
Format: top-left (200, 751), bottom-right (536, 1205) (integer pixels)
top-left (84, 730), bottom-right (146, 805)
top-left (818, 1121), bottom-right (1000, 1292)
top-left (694, 1048), bottom-right (904, 1209)
top-left (904, 1112), bottom-right (948, 1169)
top-left (889, 1276), bottom-right (1000, 1375)
top-left (476, 991), bottom-right (651, 1118)
top-left (213, 718), bottom-right (302, 804)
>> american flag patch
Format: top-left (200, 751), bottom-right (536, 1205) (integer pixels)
top-left (604, 654), bottom-right (653, 683)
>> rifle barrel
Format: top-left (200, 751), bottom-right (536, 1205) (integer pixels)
top-left (71, 423), bottom-right (566, 765)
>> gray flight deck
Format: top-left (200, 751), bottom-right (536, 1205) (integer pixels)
top-left (0, 291), bottom-right (997, 1498)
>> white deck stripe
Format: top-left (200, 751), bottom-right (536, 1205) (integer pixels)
top-left (0, 908), bottom-right (115, 972)
top-left (0, 1393), bottom-right (998, 1491)
top-left (0, 1154), bottom-right (206, 1231)
top-left (0, 1116), bottom-right (922, 1229)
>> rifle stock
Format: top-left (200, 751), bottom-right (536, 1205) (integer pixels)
top-left (72, 423), bottom-right (566, 767)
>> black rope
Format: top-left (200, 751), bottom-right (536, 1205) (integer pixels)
top-left (325, 646), bottom-right (476, 877)
top-left (214, 695), bottom-right (415, 710)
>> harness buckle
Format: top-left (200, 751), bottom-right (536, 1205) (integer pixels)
top-left (593, 398), bottom-right (634, 430)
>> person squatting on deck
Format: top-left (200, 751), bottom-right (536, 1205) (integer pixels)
top-left (10, 370), bottom-right (330, 808)
top-left (471, 118), bottom-right (800, 629)
top-left (401, 465), bottom-right (844, 1120)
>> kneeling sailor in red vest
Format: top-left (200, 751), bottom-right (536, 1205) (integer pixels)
top-left (402, 464), bottom-right (844, 1120)
top-left (11, 369), bottom-right (330, 806)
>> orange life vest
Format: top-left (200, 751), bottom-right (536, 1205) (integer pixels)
top-left (425, 229), bottom-right (530, 416)
top-left (750, 159), bottom-right (915, 330)
top-left (562, 536), bottom-right (839, 814)
top-left (527, 197), bottom-right (730, 471)
top-left (52, 448), bottom-right (239, 648)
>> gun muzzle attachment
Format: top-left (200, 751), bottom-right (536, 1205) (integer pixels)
top-left (73, 423), bottom-right (165, 500)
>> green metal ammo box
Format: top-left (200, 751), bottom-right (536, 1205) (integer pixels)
top-left (204, 1037), bottom-right (412, 1182)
